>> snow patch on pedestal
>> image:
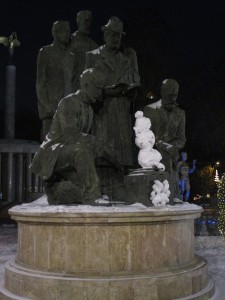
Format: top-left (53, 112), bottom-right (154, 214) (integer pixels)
top-left (9, 194), bottom-right (202, 214)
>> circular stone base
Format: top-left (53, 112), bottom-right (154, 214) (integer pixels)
top-left (1, 257), bottom-right (214, 300)
top-left (0, 197), bottom-right (215, 300)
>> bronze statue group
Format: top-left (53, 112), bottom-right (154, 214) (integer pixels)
top-left (31, 10), bottom-right (195, 205)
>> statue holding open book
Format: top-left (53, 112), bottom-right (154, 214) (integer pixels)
top-left (85, 16), bottom-right (140, 200)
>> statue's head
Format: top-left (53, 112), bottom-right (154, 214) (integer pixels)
top-left (160, 79), bottom-right (179, 111)
top-left (52, 21), bottom-right (70, 45)
top-left (80, 68), bottom-right (105, 103)
top-left (76, 10), bottom-right (92, 35)
top-left (181, 152), bottom-right (187, 161)
top-left (102, 16), bottom-right (125, 50)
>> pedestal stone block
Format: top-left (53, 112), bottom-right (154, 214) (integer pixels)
top-left (125, 169), bottom-right (170, 206)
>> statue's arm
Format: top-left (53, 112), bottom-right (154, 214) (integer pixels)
top-left (85, 52), bottom-right (115, 98)
top-left (128, 48), bottom-right (140, 84)
top-left (169, 111), bottom-right (186, 149)
top-left (85, 52), bottom-right (94, 69)
top-left (69, 36), bottom-right (76, 53)
top-left (90, 39), bottom-right (98, 51)
top-left (177, 161), bottom-right (182, 168)
top-left (36, 48), bottom-right (52, 120)
top-left (143, 107), bottom-right (157, 136)
top-left (58, 98), bottom-right (82, 144)
top-left (71, 53), bottom-right (79, 92)
top-left (189, 160), bottom-right (196, 174)
top-left (143, 106), bottom-right (152, 119)
top-left (58, 99), bottom-right (100, 156)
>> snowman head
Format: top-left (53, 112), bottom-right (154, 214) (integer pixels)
top-left (133, 111), bottom-right (151, 135)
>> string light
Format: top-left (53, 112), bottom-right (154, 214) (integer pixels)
top-left (194, 160), bottom-right (225, 165)
top-left (217, 174), bottom-right (225, 237)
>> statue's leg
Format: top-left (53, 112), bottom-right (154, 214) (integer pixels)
top-left (184, 179), bottom-right (191, 202)
top-left (111, 167), bottom-right (125, 202)
top-left (160, 153), bottom-right (175, 203)
top-left (174, 169), bottom-right (180, 199)
top-left (73, 148), bottom-right (101, 201)
top-left (178, 179), bottom-right (183, 200)
top-left (47, 146), bottom-right (100, 204)
top-left (45, 146), bottom-right (83, 204)
top-left (96, 165), bottom-right (125, 202)
top-left (96, 165), bottom-right (113, 200)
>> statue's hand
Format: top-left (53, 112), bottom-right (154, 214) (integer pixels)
top-left (79, 134), bottom-right (96, 151)
top-left (161, 133), bottom-right (170, 143)
top-left (104, 85), bottom-right (124, 97)
top-left (157, 142), bottom-right (178, 159)
top-left (114, 161), bottom-right (124, 173)
top-left (125, 88), bottom-right (137, 98)
top-left (167, 146), bottom-right (179, 159)
top-left (93, 138), bottom-right (105, 155)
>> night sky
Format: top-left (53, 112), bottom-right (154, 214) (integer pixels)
top-left (1, 0), bottom-right (225, 164)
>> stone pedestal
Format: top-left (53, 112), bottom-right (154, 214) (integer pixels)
top-left (125, 169), bottom-right (171, 206)
top-left (0, 198), bottom-right (214, 300)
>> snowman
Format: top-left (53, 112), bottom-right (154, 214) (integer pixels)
top-left (150, 179), bottom-right (170, 206)
top-left (133, 111), bottom-right (165, 170)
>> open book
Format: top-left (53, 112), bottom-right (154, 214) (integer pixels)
top-left (104, 82), bottom-right (141, 97)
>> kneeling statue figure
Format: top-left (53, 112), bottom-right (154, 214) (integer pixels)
top-left (30, 68), bottom-right (118, 205)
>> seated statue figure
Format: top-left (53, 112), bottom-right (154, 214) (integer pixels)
top-left (143, 79), bottom-right (186, 200)
top-left (30, 68), bottom-right (118, 205)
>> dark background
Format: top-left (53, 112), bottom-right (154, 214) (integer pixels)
top-left (1, 0), bottom-right (225, 166)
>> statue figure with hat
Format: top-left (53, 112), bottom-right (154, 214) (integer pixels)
top-left (69, 10), bottom-right (98, 91)
top-left (36, 21), bottom-right (76, 138)
top-left (143, 79), bottom-right (186, 200)
top-left (85, 16), bottom-right (140, 200)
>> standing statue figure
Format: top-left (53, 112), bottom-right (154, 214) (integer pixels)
top-left (30, 68), bottom-right (118, 205)
top-left (143, 79), bottom-right (186, 200)
top-left (36, 21), bottom-right (76, 138)
top-left (69, 10), bottom-right (98, 91)
top-left (178, 152), bottom-right (196, 202)
top-left (85, 16), bottom-right (140, 200)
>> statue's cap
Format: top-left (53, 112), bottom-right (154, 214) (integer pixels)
top-left (161, 79), bottom-right (179, 90)
top-left (76, 10), bottom-right (92, 20)
top-left (80, 68), bottom-right (105, 86)
top-left (101, 16), bottom-right (126, 35)
top-left (52, 21), bottom-right (70, 30)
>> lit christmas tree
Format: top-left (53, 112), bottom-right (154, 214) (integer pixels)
top-left (217, 174), bottom-right (225, 237)
top-left (215, 169), bottom-right (220, 184)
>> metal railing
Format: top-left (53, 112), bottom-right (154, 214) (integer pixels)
top-left (0, 139), bottom-right (43, 203)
